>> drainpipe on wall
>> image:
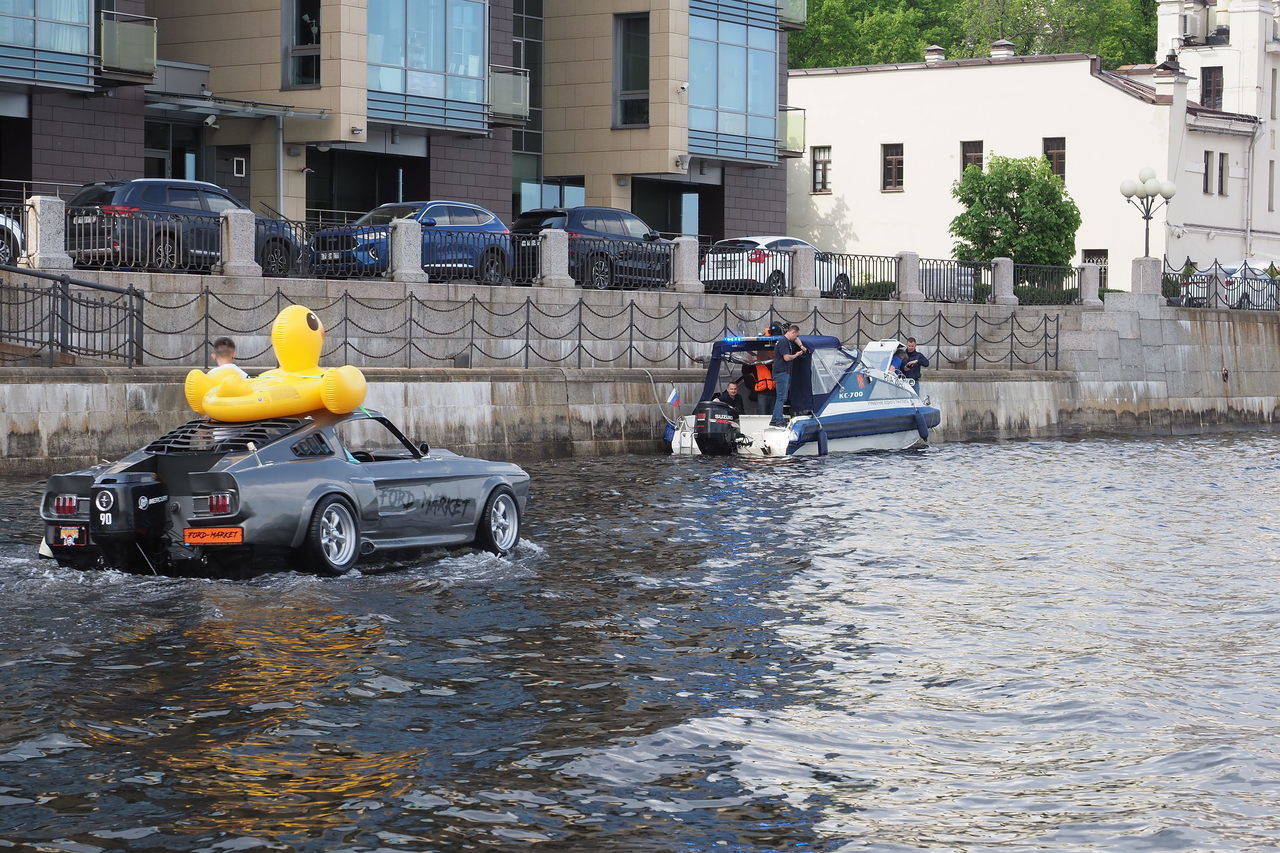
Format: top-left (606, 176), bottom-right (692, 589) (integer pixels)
top-left (1164, 65), bottom-right (1189, 258)
top-left (276, 115), bottom-right (285, 217)
top-left (1243, 120), bottom-right (1263, 257)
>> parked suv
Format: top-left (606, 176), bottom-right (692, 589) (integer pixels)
top-left (511, 206), bottom-right (672, 289)
top-left (66, 179), bottom-right (301, 275)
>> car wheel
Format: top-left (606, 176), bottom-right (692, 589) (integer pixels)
top-left (588, 254), bottom-right (614, 289)
top-left (301, 495), bottom-right (361, 574)
top-left (1234, 293), bottom-right (1252, 310)
top-left (767, 269), bottom-right (787, 296)
top-left (476, 248), bottom-right (507, 285)
top-left (832, 274), bottom-right (851, 299)
top-left (260, 239), bottom-right (292, 277)
top-left (0, 232), bottom-right (17, 266)
top-left (475, 487), bottom-right (520, 555)
top-left (152, 233), bottom-right (180, 270)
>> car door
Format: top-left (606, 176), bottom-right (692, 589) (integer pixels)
top-left (166, 185), bottom-right (218, 265)
top-left (201, 190), bottom-right (245, 263)
top-left (439, 204), bottom-right (482, 270)
top-left (332, 417), bottom-right (479, 544)
top-left (765, 239), bottom-right (804, 288)
top-left (419, 203), bottom-right (454, 271)
top-left (615, 211), bottom-right (663, 284)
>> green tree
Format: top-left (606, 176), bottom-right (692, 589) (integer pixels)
top-left (954, 0), bottom-right (1155, 67)
top-left (949, 155), bottom-right (1082, 265)
top-left (789, 0), bottom-right (963, 68)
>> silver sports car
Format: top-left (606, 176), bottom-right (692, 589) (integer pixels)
top-left (39, 409), bottom-right (530, 576)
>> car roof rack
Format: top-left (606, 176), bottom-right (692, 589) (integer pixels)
top-left (143, 417), bottom-right (309, 455)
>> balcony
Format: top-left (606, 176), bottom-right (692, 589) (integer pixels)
top-left (778, 106), bottom-right (805, 157)
top-left (99, 10), bottom-right (156, 85)
top-left (778, 0), bottom-right (808, 31)
top-left (489, 64), bottom-right (530, 126)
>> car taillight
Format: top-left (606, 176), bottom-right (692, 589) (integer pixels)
top-left (208, 493), bottom-right (232, 515)
top-left (101, 205), bottom-right (140, 217)
top-left (53, 495), bottom-right (79, 515)
top-left (747, 249), bottom-right (771, 263)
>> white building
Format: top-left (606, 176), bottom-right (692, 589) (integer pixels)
top-left (786, 0), bottom-right (1280, 289)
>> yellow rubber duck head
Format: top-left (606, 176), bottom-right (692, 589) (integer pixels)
top-left (271, 305), bottom-right (325, 374)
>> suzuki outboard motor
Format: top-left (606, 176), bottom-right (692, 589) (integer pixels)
top-left (692, 400), bottom-right (740, 456)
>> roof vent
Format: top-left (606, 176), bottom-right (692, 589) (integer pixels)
top-left (924, 45), bottom-right (946, 65)
top-left (990, 39), bottom-right (1016, 59)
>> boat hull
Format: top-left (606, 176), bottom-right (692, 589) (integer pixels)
top-left (671, 408), bottom-right (936, 457)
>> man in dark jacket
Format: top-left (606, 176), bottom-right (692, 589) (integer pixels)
top-left (769, 325), bottom-right (807, 426)
top-left (712, 380), bottom-right (746, 414)
top-left (900, 337), bottom-right (930, 393)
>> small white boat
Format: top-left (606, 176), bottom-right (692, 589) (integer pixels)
top-left (668, 335), bottom-right (941, 457)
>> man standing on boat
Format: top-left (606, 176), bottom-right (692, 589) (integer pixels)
top-left (901, 337), bottom-right (930, 394)
top-left (769, 325), bottom-right (808, 427)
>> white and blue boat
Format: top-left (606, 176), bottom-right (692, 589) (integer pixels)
top-left (669, 335), bottom-right (941, 457)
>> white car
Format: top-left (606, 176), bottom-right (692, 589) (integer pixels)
top-left (699, 236), bottom-right (852, 297)
top-left (0, 210), bottom-right (23, 266)
top-left (1180, 259), bottom-right (1279, 309)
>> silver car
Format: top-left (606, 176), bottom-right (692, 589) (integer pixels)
top-left (39, 409), bottom-right (529, 576)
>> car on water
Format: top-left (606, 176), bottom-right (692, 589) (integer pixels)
top-left (39, 409), bottom-right (529, 577)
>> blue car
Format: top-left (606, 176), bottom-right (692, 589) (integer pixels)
top-left (308, 201), bottom-right (512, 283)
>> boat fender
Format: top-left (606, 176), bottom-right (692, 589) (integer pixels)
top-left (662, 422), bottom-right (676, 446)
top-left (914, 409), bottom-right (930, 441)
top-left (816, 427), bottom-right (829, 456)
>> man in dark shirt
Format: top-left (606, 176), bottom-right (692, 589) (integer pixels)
top-left (900, 336), bottom-right (930, 394)
top-left (712, 380), bottom-right (746, 414)
top-left (769, 324), bottom-right (807, 426)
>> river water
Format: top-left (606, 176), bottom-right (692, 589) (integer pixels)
top-left (0, 435), bottom-right (1278, 851)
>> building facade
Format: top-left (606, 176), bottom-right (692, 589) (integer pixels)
top-left (1, 0), bottom-right (804, 238)
top-left (786, 0), bottom-right (1280, 289)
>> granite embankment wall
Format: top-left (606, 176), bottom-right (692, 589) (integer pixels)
top-left (1, 267), bottom-right (1278, 475)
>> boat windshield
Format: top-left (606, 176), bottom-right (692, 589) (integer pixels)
top-left (810, 347), bottom-right (856, 396)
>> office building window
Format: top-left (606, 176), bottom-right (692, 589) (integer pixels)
top-left (687, 12), bottom-right (778, 161)
top-left (368, 0), bottom-right (487, 104)
top-left (0, 0), bottom-right (91, 54)
top-left (882, 143), bottom-right (904, 191)
top-left (614, 14), bottom-right (649, 127)
top-left (1043, 137), bottom-right (1065, 179)
top-left (1219, 151), bottom-right (1229, 196)
top-left (961, 140), bottom-right (983, 175)
top-left (811, 145), bottom-right (831, 193)
top-left (283, 0), bottom-right (321, 88)
top-left (1203, 150), bottom-right (1214, 193)
top-left (1201, 66), bottom-right (1223, 111)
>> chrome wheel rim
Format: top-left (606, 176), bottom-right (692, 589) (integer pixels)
top-left (154, 239), bottom-right (177, 268)
top-left (590, 258), bottom-right (611, 289)
top-left (480, 253), bottom-right (504, 283)
top-left (263, 243), bottom-right (289, 275)
top-left (320, 502), bottom-right (356, 566)
top-left (488, 493), bottom-right (519, 552)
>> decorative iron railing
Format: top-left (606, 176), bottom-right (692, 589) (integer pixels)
top-left (1012, 263), bottom-right (1080, 305)
top-left (1163, 257), bottom-right (1280, 310)
top-left (820, 253), bottom-right (898, 300)
top-left (0, 267), bottom-right (144, 366)
top-left (919, 258), bottom-right (992, 303)
top-left (568, 236), bottom-right (675, 291)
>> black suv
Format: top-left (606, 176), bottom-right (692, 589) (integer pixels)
top-left (511, 206), bottom-right (672, 289)
top-left (66, 179), bottom-right (300, 276)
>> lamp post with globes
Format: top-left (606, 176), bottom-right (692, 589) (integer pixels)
top-left (1119, 168), bottom-right (1177, 257)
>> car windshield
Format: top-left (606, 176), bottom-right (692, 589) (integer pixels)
top-left (513, 212), bottom-right (567, 231)
top-left (353, 204), bottom-right (423, 226)
top-left (68, 185), bottom-right (119, 207)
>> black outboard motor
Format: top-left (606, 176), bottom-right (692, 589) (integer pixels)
top-left (692, 400), bottom-right (740, 456)
top-left (90, 471), bottom-right (168, 569)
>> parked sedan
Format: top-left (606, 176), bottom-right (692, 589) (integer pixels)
top-left (700, 236), bottom-right (852, 297)
top-left (307, 201), bottom-right (512, 283)
top-left (39, 409), bottom-right (529, 576)
top-left (511, 206), bottom-right (672, 289)
top-left (65, 179), bottom-right (301, 275)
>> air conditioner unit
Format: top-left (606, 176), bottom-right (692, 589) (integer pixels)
top-left (1182, 12), bottom-right (1202, 41)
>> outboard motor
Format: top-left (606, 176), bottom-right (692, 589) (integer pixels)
top-left (692, 400), bottom-right (740, 456)
top-left (90, 472), bottom-right (168, 569)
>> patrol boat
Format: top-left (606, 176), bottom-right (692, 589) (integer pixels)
top-left (668, 335), bottom-right (941, 457)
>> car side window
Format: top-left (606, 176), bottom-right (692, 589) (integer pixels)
top-left (203, 192), bottom-right (241, 214)
top-left (445, 206), bottom-right (481, 227)
top-left (618, 213), bottom-right (651, 239)
top-left (140, 185), bottom-right (168, 206)
top-left (167, 187), bottom-right (204, 210)
top-left (767, 239), bottom-right (803, 250)
top-left (423, 205), bottom-right (451, 226)
top-left (332, 418), bottom-right (420, 462)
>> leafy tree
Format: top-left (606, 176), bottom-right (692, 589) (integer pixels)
top-left (949, 155), bottom-right (1082, 266)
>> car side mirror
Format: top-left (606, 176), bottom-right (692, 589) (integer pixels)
top-left (420, 217), bottom-right (437, 227)
top-left (644, 230), bottom-right (660, 241)
top-left (418, 442), bottom-right (431, 456)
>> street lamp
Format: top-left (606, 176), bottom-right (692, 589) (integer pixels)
top-left (1119, 167), bottom-right (1177, 257)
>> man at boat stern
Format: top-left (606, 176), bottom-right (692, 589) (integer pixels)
top-left (769, 325), bottom-right (808, 426)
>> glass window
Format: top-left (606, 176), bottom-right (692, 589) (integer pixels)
top-left (1202, 66), bottom-right (1223, 111)
top-left (718, 44), bottom-right (745, 112)
top-left (811, 145), bottom-right (831, 193)
top-left (408, 0), bottom-right (444, 72)
top-left (618, 212), bottom-right (651, 238)
top-left (882, 143), bottom-right (904, 191)
top-left (284, 0), bottom-right (321, 88)
top-left (689, 39), bottom-right (715, 109)
top-left (689, 13), bottom-right (778, 153)
top-left (746, 48), bottom-right (774, 117)
top-left (448, 0), bottom-right (484, 77)
top-left (369, 0), bottom-right (405, 66)
top-left (167, 187), bottom-right (203, 210)
top-left (615, 14), bottom-right (649, 127)
top-left (0, 2), bottom-right (36, 16)
top-left (1043, 137), bottom-right (1065, 179)
top-left (961, 140), bottom-right (983, 175)
top-left (203, 192), bottom-right (242, 213)
top-left (0, 15), bottom-right (35, 45)
top-left (1218, 151), bottom-right (1229, 196)
top-left (367, 0), bottom-right (485, 104)
top-left (1203, 150), bottom-right (1213, 194)
top-left (37, 0), bottom-right (87, 24)
top-left (140, 185), bottom-right (167, 205)
top-left (369, 65), bottom-right (405, 92)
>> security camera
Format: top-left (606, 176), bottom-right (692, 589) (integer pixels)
top-left (676, 82), bottom-right (689, 93)
top-left (203, 114), bottom-right (219, 128)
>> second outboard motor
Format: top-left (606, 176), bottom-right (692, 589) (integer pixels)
top-left (692, 400), bottom-right (740, 456)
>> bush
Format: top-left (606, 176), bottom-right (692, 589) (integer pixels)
top-left (1013, 284), bottom-right (1079, 305)
top-left (847, 280), bottom-right (895, 300)
top-left (973, 283), bottom-right (992, 304)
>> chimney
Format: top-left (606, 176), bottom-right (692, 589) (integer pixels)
top-left (924, 45), bottom-right (946, 65)
top-left (990, 39), bottom-right (1016, 59)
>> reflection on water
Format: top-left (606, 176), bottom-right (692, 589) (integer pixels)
top-left (1, 435), bottom-right (1279, 850)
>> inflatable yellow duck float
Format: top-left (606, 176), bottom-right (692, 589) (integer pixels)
top-left (184, 305), bottom-right (367, 422)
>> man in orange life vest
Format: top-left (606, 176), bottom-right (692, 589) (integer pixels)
top-left (753, 352), bottom-right (775, 415)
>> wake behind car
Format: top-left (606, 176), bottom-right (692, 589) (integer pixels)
top-left (307, 200), bottom-right (511, 283)
top-left (511, 206), bottom-right (672, 289)
top-left (65, 179), bottom-right (301, 276)
top-left (39, 409), bottom-right (529, 576)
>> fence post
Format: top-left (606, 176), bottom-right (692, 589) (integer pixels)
top-left (217, 209), bottom-right (262, 277)
top-left (676, 303), bottom-right (683, 369)
top-left (342, 291), bottom-right (350, 364)
top-left (895, 251), bottom-right (922, 302)
top-left (130, 286), bottom-right (144, 367)
top-left (390, 219), bottom-right (428, 283)
top-left (576, 298), bottom-right (583, 369)
top-left (24, 196), bottom-right (73, 271)
top-left (57, 274), bottom-right (70, 356)
top-left (1008, 312), bottom-right (1015, 369)
top-left (992, 257), bottom-right (1017, 305)
top-left (523, 297), bottom-right (531, 369)
top-left (672, 237), bottom-right (704, 293)
top-left (537, 228), bottom-right (574, 288)
top-left (1078, 263), bottom-right (1102, 306)
top-left (202, 287), bottom-right (211, 368)
top-left (1130, 255), bottom-right (1163, 296)
top-left (406, 293), bottom-right (415, 368)
top-left (792, 245), bottom-right (819, 298)
top-left (628, 300), bottom-right (635, 369)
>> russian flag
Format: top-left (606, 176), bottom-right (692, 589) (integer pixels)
top-left (666, 387), bottom-right (681, 406)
